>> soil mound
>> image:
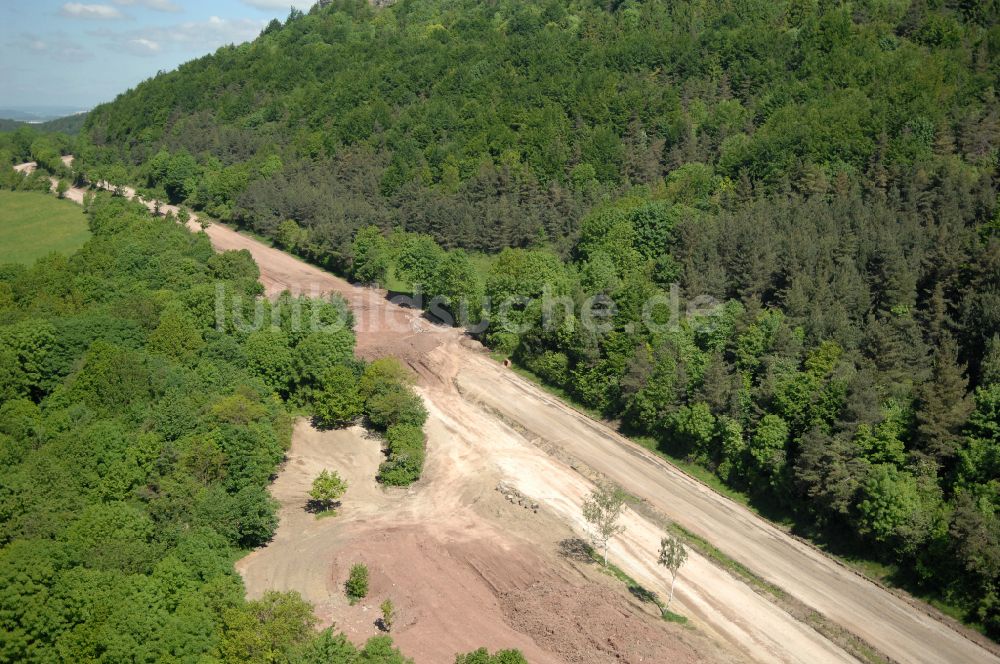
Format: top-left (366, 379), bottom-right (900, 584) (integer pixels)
top-left (501, 580), bottom-right (704, 664)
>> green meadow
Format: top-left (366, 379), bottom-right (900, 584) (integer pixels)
top-left (0, 190), bottom-right (90, 263)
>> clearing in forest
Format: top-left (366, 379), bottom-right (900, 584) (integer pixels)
top-left (0, 189), bottom-right (89, 263)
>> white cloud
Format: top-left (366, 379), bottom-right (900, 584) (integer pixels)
top-left (12, 33), bottom-right (94, 62)
top-left (240, 0), bottom-right (314, 10)
top-left (126, 37), bottom-right (161, 54)
top-left (59, 3), bottom-right (125, 19)
top-left (167, 16), bottom-right (266, 46)
top-left (113, 0), bottom-right (182, 13)
top-left (90, 16), bottom-right (267, 57)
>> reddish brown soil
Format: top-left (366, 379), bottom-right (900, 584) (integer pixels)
top-left (326, 525), bottom-right (712, 664)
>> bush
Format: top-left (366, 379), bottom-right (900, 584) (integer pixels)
top-left (358, 358), bottom-right (426, 429)
top-left (346, 563), bottom-right (368, 602)
top-left (525, 350), bottom-right (570, 386)
top-left (378, 424), bottom-right (426, 486)
top-left (359, 358), bottom-right (414, 398)
top-left (455, 648), bottom-right (528, 664)
top-left (366, 385), bottom-right (428, 430)
top-left (309, 469), bottom-right (347, 512)
top-left (379, 599), bottom-right (394, 632)
top-left (351, 225), bottom-right (389, 285)
top-left (312, 365), bottom-right (364, 428)
top-left (378, 453), bottom-right (424, 486)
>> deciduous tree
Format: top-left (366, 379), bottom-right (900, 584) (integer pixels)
top-left (309, 470), bottom-right (347, 513)
top-left (658, 534), bottom-right (688, 610)
top-left (582, 484), bottom-right (628, 567)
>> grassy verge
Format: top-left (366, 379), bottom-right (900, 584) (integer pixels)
top-left (503, 361), bottom-right (607, 421)
top-left (0, 190), bottom-right (90, 263)
top-left (578, 543), bottom-right (688, 625)
top-left (829, 548), bottom-right (976, 629)
top-left (631, 435), bottom-right (769, 511)
top-left (667, 523), bottom-right (785, 599)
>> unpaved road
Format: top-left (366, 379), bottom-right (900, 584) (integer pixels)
top-left (15, 161), bottom-right (1000, 664)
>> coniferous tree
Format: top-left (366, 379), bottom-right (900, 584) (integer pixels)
top-left (914, 335), bottom-right (975, 464)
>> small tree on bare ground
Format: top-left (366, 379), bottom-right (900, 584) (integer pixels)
top-left (379, 599), bottom-right (394, 632)
top-left (309, 469), bottom-right (347, 513)
top-left (582, 483), bottom-right (627, 567)
top-left (658, 534), bottom-right (688, 610)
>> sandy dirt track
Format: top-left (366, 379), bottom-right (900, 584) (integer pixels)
top-left (236, 422), bottom-right (734, 663)
top-left (16, 160), bottom-right (999, 664)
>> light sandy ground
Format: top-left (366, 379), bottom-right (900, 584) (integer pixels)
top-left (237, 421), bottom-right (736, 663)
top-left (16, 160), bottom-right (1000, 664)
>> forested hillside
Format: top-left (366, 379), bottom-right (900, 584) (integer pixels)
top-left (83, 0), bottom-right (999, 260)
top-left (0, 194), bottom-right (431, 661)
top-left (79, 0), bottom-right (999, 639)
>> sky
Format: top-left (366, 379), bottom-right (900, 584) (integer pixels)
top-left (0, 0), bottom-right (316, 114)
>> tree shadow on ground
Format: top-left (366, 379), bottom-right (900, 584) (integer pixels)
top-left (557, 538), bottom-right (595, 562)
top-left (305, 499), bottom-right (341, 514)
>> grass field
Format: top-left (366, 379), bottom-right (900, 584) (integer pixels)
top-left (0, 190), bottom-right (90, 264)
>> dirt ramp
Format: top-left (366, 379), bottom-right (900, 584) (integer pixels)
top-left (328, 524), bottom-right (562, 664)
top-left (328, 523), bottom-right (718, 664)
top-left (502, 580), bottom-right (711, 664)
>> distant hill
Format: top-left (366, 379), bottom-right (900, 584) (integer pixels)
top-left (0, 112), bottom-right (88, 135)
top-left (0, 106), bottom-right (87, 122)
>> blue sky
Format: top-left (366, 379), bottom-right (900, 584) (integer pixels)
top-left (1, 0), bottom-right (315, 113)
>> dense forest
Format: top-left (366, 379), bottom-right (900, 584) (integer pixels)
top-left (71, 0), bottom-right (999, 639)
top-left (0, 192), bottom-right (441, 661)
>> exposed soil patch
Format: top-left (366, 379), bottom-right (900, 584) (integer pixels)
top-left (501, 580), bottom-right (712, 664)
top-left (237, 420), bottom-right (736, 664)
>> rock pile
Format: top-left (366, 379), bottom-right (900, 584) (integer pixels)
top-left (496, 482), bottom-right (540, 513)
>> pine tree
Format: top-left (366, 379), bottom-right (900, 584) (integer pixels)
top-left (981, 334), bottom-right (1000, 387)
top-left (863, 310), bottom-right (929, 390)
top-left (914, 335), bottom-right (974, 463)
top-left (697, 351), bottom-right (740, 418)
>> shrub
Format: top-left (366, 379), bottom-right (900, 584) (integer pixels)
top-left (366, 385), bottom-right (427, 430)
top-left (309, 469), bottom-right (347, 512)
top-left (378, 424), bottom-right (426, 486)
top-left (312, 365), bottom-right (364, 428)
top-left (455, 648), bottom-right (528, 664)
top-left (358, 358), bottom-right (426, 430)
top-left (345, 563), bottom-right (368, 602)
top-left (379, 599), bottom-right (394, 632)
